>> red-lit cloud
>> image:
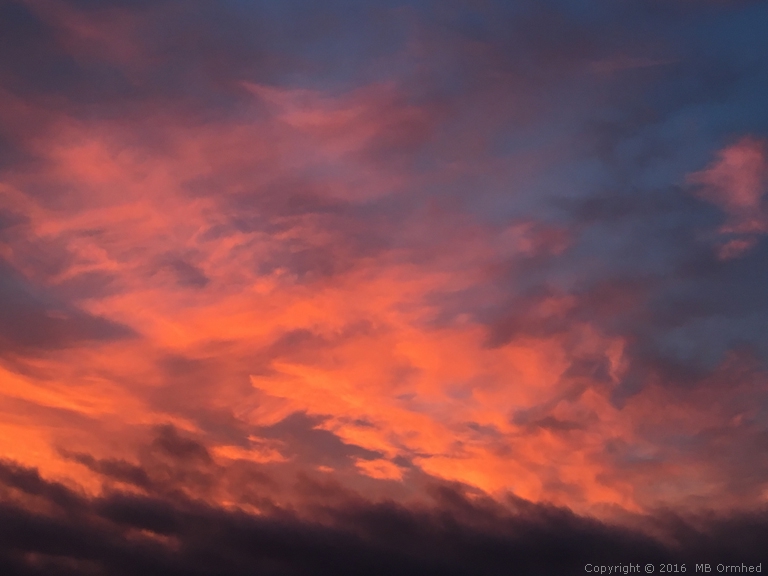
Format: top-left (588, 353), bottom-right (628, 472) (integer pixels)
top-left (1, 2), bottom-right (768, 573)
top-left (1, 83), bottom-right (765, 517)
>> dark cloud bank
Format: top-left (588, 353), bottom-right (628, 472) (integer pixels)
top-left (1, 455), bottom-right (766, 576)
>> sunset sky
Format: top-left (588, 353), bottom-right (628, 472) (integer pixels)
top-left (1, 0), bottom-right (768, 574)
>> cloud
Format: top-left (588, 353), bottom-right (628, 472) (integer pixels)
top-left (1, 0), bottom-right (768, 552)
top-left (61, 450), bottom-right (152, 490)
top-left (690, 137), bottom-right (768, 215)
top-left (0, 259), bottom-right (136, 353)
top-left (1, 459), bottom-right (768, 576)
top-left (688, 136), bottom-right (768, 258)
top-left (254, 412), bottom-right (383, 469)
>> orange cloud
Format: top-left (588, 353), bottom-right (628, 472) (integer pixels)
top-left (1, 80), bottom-right (766, 524)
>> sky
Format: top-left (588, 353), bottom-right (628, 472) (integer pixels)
top-left (1, 0), bottom-right (768, 574)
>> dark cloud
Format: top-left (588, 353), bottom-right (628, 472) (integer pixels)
top-left (162, 258), bottom-right (210, 289)
top-left (1, 459), bottom-right (767, 576)
top-left (526, 416), bottom-right (586, 433)
top-left (0, 0), bottom-right (412, 118)
top-left (0, 209), bottom-right (29, 232)
top-left (254, 412), bottom-right (383, 468)
top-left (59, 426), bottom-right (276, 501)
top-left (0, 259), bottom-right (135, 354)
top-left (150, 425), bottom-right (213, 465)
top-left (257, 243), bottom-right (347, 281)
top-left (50, 270), bottom-right (120, 302)
top-left (0, 2), bottom-right (83, 97)
top-left (245, 323), bottom-right (380, 377)
top-left (60, 451), bottom-right (152, 490)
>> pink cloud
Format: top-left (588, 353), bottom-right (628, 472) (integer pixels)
top-left (690, 137), bottom-right (767, 213)
top-left (688, 136), bottom-right (768, 258)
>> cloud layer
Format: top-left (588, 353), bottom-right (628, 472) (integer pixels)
top-left (1, 0), bottom-right (768, 572)
top-left (1, 458), bottom-right (767, 576)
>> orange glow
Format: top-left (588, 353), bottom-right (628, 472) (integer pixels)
top-left (0, 76), bottom-right (766, 521)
